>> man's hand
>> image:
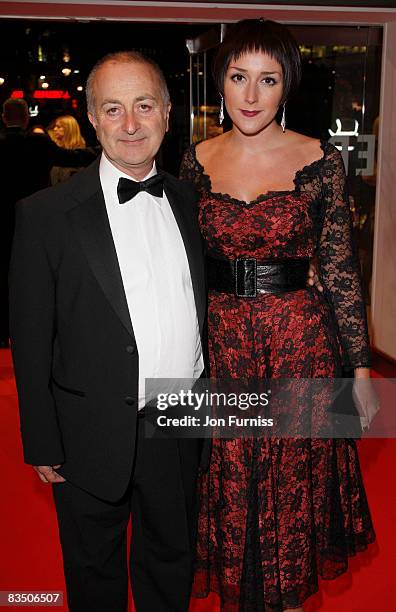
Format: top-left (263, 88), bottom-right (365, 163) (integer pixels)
top-left (33, 465), bottom-right (66, 484)
top-left (307, 261), bottom-right (323, 292)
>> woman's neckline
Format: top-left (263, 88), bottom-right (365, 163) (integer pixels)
top-left (192, 139), bottom-right (330, 207)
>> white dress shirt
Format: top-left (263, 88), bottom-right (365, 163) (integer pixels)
top-left (100, 154), bottom-right (203, 408)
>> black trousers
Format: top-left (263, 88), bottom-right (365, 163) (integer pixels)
top-left (52, 414), bottom-right (201, 612)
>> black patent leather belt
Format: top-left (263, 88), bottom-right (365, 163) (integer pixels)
top-left (207, 255), bottom-right (309, 298)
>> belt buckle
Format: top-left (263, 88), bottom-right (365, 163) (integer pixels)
top-left (235, 258), bottom-right (257, 297)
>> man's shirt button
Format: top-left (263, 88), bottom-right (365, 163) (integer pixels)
top-left (126, 345), bottom-right (136, 354)
top-left (125, 396), bottom-right (135, 406)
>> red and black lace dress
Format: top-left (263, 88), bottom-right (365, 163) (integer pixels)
top-left (180, 140), bottom-right (375, 611)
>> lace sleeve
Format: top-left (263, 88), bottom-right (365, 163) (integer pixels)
top-left (179, 144), bottom-right (206, 193)
top-left (318, 143), bottom-right (371, 368)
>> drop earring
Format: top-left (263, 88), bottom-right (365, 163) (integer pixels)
top-left (281, 102), bottom-right (286, 133)
top-left (219, 95), bottom-right (224, 125)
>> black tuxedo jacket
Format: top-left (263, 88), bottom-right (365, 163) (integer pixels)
top-left (9, 158), bottom-right (207, 501)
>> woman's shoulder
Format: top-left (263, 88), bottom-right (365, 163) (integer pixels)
top-left (195, 133), bottom-right (229, 165)
top-left (180, 139), bottom-right (216, 187)
top-left (284, 131), bottom-right (322, 157)
top-left (284, 131), bottom-right (342, 171)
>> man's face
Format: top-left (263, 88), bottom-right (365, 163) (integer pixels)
top-left (88, 60), bottom-right (171, 180)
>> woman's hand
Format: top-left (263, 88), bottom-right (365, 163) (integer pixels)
top-left (307, 259), bottom-right (323, 292)
top-left (352, 368), bottom-right (380, 430)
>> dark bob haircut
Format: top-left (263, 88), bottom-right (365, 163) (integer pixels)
top-left (213, 19), bottom-right (302, 104)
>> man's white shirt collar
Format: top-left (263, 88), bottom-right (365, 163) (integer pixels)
top-left (99, 153), bottom-right (163, 206)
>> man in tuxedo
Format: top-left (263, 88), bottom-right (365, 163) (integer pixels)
top-left (10, 52), bottom-right (206, 612)
top-left (0, 99), bottom-right (97, 348)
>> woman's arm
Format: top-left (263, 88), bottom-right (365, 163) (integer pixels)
top-left (317, 144), bottom-right (371, 370)
top-left (317, 144), bottom-right (379, 426)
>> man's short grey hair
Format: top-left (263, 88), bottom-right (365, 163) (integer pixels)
top-left (86, 51), bottom-right (170, 117)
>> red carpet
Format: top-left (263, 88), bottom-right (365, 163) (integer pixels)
top-left (1, 347), bottom-right (395, 611)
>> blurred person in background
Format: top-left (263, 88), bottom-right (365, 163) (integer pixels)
top-left (0, 98), bottom-right (97, 348)
top-left (48, 114), bottom-right (87, 185)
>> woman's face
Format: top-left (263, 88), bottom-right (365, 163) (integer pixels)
top-left (53, 121), bottom-right (65, 142)
top-left (223, 51), bottom-right (284, 136)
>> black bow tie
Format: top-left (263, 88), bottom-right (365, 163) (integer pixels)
top-left (117, 174), bottom-right (164, 204)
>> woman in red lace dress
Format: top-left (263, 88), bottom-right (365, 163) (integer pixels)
top-left (180, 19), bottom-right (376, 612)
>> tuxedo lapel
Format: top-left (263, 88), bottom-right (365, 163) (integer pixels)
top-left (65, 163), bottom-right (204, 341)
top-left (163, 175), bottom-right (206, 333)
top-left (67, 162), bottom-right (134, 339)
